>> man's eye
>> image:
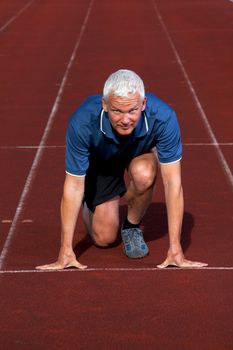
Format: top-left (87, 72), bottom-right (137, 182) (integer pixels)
top-left (111, 108), bottom-right (138, 115)
top-left (129, 109), bottom-right (138, 114)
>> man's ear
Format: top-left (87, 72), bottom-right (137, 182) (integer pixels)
top-left (142, 97), bottom-right (147, 111)
top-left (102, 97), bottom-right (108, 112)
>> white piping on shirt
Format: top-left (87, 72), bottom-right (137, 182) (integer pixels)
top-left (159, 157), bottom-right (182, 165)
top-left (100, 109), bottom-right (106, 134)
top-left (65, 171), bottom-right (86, 177)
top-left (143, 111), bottom-right (149, 132)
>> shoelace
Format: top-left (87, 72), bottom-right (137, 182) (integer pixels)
top-left (132, 228), bottom-right (143, 248)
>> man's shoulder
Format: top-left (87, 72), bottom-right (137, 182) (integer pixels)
top-left (145, 93), bottom-right (174, 118)
top-left (70, 94), bottom-right (103, 125)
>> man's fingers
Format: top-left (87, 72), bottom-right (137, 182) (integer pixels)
top-left (157, 258), bottom-right (208, 269)
top-left (156, 259), bottom-right (170, 269)
top-left (36, 260), bottom-right (88, 271)
top-left (36, 262), bottom-right (63, 270)
top-left (66, 261), bottom-right (88, 270)
top-left (180, 260), bottom-right (208, 268)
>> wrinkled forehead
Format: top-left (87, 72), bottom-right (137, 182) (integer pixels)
top-left (104, 92), bottom-right (144, 105)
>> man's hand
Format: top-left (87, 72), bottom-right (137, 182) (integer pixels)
top-left (36, 248), bottom-right (87, 270)
top-left (157, 249), bottom-right (208, 269)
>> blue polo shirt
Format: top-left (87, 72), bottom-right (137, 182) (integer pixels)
top-left (65, 93), bottom-right (182, 176)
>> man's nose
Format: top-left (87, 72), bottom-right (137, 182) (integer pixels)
top-left (122, 113), bottom-right (130, 123)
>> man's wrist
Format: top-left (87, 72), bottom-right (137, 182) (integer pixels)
top-left (60, 242), bottom-right (74, 252)
top-left (168, 242), bottom-right (182, 255)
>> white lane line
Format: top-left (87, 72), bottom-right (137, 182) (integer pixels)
top-left (0, 143), bottom-right (232, 150)
top-left (183, 143), bottom-right (233, 146)
top-left (0, 0), bottom-right (35, 33)
top-left (0, 0), bottom-right (94, 270)
top-left (152, 1), bottom-right (233, 189)
top-left (1, 219), bottom-right (33, 223)
top-left (0, 145), bottom-right (66, 149)
top-left (0, 266), bottom-right (233, 274)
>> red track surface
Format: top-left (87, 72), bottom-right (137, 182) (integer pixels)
top-left (0, 1), bottom-right (232, 349)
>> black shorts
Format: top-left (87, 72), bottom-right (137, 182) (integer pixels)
top-left (84, 158), bottom-right (128, 212)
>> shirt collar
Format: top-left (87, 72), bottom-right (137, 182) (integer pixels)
top-left (100, 109), bottom-right (148, 143)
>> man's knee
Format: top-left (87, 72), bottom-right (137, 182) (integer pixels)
top-left (91, 212), bottom-right (119, 247)
top-left (129, 154), bottom-right (158, 192)
top-left (92, 230), bottom-right (117, 247)
top-left (85, 197), bottom-right (120, 247)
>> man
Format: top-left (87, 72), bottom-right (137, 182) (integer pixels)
top-left (37, 69), bottom-right (207, 270)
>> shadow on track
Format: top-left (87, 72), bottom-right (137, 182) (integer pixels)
top-left (74, 202), bottom-right (194, 258)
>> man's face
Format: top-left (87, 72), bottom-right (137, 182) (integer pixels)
top-left (102, 93), bottom-right (146, 136)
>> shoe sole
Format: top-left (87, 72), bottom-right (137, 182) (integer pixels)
top-left (125, 250), bottom-right (149, 259)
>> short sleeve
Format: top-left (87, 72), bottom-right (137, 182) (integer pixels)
top-left (65, 121), bottom-right (90, 176)
top-left (156, 111), bottom-right (182, 164)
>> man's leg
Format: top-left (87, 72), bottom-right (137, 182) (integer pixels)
top-left (83, 196), bottom-right (120, 247)
top-left (126, 152), bottom-right (158, 223)
top-left (121, 152), bottom-right (158, 258)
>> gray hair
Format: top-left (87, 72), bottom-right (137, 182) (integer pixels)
top-left (103, 69), bottom-right (145, 101)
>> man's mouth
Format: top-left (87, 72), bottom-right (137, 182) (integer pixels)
top-left (121, 126), bottom-right (130, 130)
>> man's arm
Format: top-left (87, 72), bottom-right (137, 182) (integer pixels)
top-left (157, 161), bottom-right (207, 268)
top-left (36, 174), bottom-right (87, 270)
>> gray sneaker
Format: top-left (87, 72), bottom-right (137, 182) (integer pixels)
top-left (121, 227), bottom-right (149, 258)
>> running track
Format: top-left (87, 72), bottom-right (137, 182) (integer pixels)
top-left (0, 1), bottom-right (232, 349)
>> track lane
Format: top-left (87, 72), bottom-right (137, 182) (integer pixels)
top-left (0, 0), bottom-right (34, 33)
top-left (154, 0), bottom-right (233, 174)
top-left (0, 0), bottom-right (94, 267)
top-left (1, 0), bottom-right (231, 270)
top-left (0, 270), bottom-right (232, 350)
top-left (0, 1), bottom-right (232, 350)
